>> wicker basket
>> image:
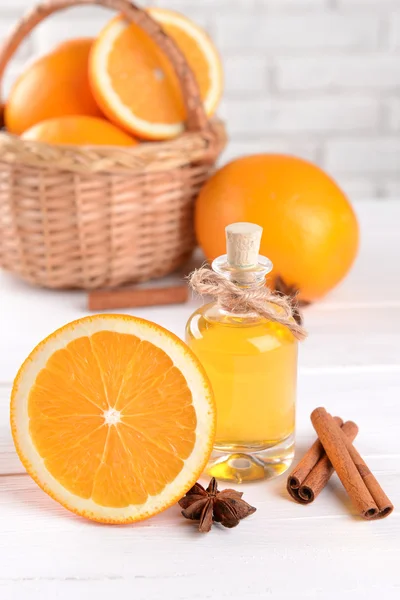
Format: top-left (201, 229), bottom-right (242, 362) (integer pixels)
top-left (0, 0), bottom-right (226, 289)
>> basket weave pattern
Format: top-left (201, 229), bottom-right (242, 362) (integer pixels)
top-left (0, 0), bottom-right (226, 289)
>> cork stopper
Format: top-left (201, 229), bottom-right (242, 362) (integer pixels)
top-left (226, 222), bottom-right (263, 268)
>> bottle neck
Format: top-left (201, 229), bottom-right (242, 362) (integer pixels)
top-left (211, 253), bottom-right (273, 287)
top-left (209, 252), bottom-right (274, 322)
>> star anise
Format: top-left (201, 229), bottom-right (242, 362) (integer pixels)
top-left (274, 275), bottom-right (311, 326)
top-left (178, 477), bottom-right (256, 533)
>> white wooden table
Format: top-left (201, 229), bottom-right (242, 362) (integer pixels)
top-left (0, 201), bottom-right (399, 600)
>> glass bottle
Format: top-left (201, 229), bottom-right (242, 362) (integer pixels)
top-left (186, 223), bottom-right (298, 482)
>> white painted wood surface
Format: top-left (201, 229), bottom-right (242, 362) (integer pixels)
top-left (0, 201), bottom-right (399, 600)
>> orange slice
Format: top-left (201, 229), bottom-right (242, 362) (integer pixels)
top-left (11, 315), bottom-right (215, 523)
top-left (21, 115), bottom-right (138, 146)
top-left (89, 8), bottom-right (223, 140)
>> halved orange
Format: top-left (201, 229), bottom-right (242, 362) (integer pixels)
top-left (89, 8), bottom-right (223, 140)
top-left (11, 315), bottom-right (215, 523)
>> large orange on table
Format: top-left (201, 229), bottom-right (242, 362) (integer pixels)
top-left (11, 315), bottom-right (215, 523)
top-left (22, 115), bottom-right (138, 146)
top-left (89, 8), bottom-right (223, 140)
top-left (196, 155), bottom-right (359, 301)
top-left (5, 38), bottom-right (102, 135)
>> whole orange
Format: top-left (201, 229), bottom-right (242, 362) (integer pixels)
top-left (5, 38), bottom-right (102, 135)
top-left (22, 116), bottom-right (138, 146)
top-left (195, 154), bottom-right (359, 301)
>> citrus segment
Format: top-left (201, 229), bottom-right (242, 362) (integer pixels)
top-left (11, 315), bottom-right (215, 523)
top-left (89, 9), bottom-right (223, 139)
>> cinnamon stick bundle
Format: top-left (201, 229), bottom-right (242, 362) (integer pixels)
top-left (311, 408), bottom-right (393, 520)
top-left (287, 417), bottom-right (359, 504)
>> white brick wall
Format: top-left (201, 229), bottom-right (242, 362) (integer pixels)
top-left (1, 0), bottom-right (400, 199)
top-left (214, 14), bottom-right (380, 51)
top-left (277, 56), bottom-right (400, 91)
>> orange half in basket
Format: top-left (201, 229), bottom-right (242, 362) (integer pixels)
top-left (11, 315), bottom-right (215, 523)
top-left (89, 8), bottom-right (223, 140)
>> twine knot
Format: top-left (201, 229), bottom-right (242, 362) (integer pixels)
top-left (188, 267), bottom-right (307, 341)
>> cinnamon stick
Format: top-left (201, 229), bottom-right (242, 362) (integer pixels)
top-left (287, 417), bottom-right (358, 504)
top-left (311, 408), bottom-right (393, 520)
top-left (88, 284), bottom-right (188, 311)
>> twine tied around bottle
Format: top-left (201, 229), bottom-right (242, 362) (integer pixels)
top-left (188, 266), bottom-right (307, 341)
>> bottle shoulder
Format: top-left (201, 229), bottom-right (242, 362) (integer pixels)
top-left (186, 302), bottom-right (297, 354)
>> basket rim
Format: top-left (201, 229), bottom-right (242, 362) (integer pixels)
top-left (0, 118), bottom-right (226, 175)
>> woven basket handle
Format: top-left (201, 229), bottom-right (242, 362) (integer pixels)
top-left (0, 0), bottom-right (210, 133)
